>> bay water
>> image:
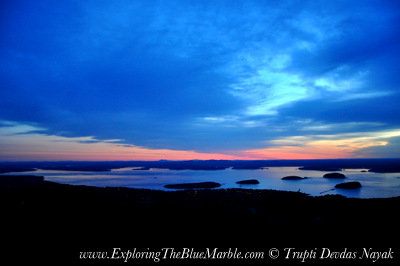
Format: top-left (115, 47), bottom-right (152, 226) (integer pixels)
top-left (10, 166), bottom-right (400, 198)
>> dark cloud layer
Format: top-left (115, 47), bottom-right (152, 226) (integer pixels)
top-left (1, 0), bottom-right (399, 154)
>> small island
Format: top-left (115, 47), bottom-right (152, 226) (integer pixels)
top-left (323, 172), bottom-right (346, 179)
top-left (282, 176), bottom-right (308, 180)
top-left (164, 182), bottom-right (221, 189)
top-left (335, 181), bottom-right (362, 189)
top-left (236, 179), bottom-right (260, 184)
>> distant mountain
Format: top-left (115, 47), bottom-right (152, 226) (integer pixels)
top-left (1, 158), bottom-right (399, 173)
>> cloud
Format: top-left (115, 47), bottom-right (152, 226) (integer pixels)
top-left (1, 0), bottom-right (399, 158)
top-left (0, 122), bottom-right (245, 161)
top-left (354, 136), bottom-right (400, 158)
top-left (245, 128), bottom-right (400, 159)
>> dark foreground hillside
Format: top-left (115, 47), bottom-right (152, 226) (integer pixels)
top-left (1, 175), bottom-right (399, 263)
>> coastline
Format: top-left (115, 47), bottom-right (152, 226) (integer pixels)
top-left (2, 175), bottom-right (399, 248)
top-left (2, 158), bottom-right (400, 173)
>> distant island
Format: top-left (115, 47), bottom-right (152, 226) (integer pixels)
top-left (236, 179), bottom-right (260, 184)
top-left (282, 176), bottom-right (308, 180)
top-left (164, 182), bottom-right (221, 189)
top-left (323, 173), bottom-right (346, 179)
top-left (368, 166), bottom-right (400, 173)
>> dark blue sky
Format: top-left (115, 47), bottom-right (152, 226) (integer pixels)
top-left (1, 0), bottom-right (400, 160)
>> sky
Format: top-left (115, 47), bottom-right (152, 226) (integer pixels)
top-left (1, 0), bottom-right (400, 161)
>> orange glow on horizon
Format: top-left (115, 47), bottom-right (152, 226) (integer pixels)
top-left (242, 146), bottom-right (351, 160)
top-left (0, 133), bottom-right (391, 161)
top-left (242, 132), bottom-right (394, 160)
top-left (0, 131), bottom-right (246, 161)
top-left (1, 123), bottom-right (399, 161)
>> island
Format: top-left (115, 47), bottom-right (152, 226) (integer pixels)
top-left (323, 172), bottom-right (346, 179)
top-left (368, 166), bottom-right (400, 173)
top-left (164, 182), bottom-right (221, 189)
top-left (335, 181), bottom-right (362, 189)
top-left (282, 176), bottom-right (308, 180)
top-left (236, 179), bottom-right (260, 184)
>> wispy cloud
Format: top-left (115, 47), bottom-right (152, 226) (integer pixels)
top-left (0, 122), bottom-right (244, 161)
top-left (248, 129), bottom-right (400, 159)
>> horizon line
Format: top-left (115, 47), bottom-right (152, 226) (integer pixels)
top-left (1, 158), bottom-right (399, 163)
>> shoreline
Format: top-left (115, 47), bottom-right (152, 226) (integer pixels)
top-left (3, 165), bottom-right (400, 198)
top-left (2, 174), bottom-right (400, 263)
top-left (2, 158), bottom-right (400, 173)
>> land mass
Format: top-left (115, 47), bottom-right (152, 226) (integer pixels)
top-left (282, 176), bottom-right (308, 180)
top-left (2, 174), bottom-right (399, 257)
top-left (2, 158), bottom-right (400, 173)
top-left (164, 181), bottom-right (221, 189)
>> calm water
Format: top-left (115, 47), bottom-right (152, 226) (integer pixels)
top-left (8, 166), bottom-right (400, 198)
